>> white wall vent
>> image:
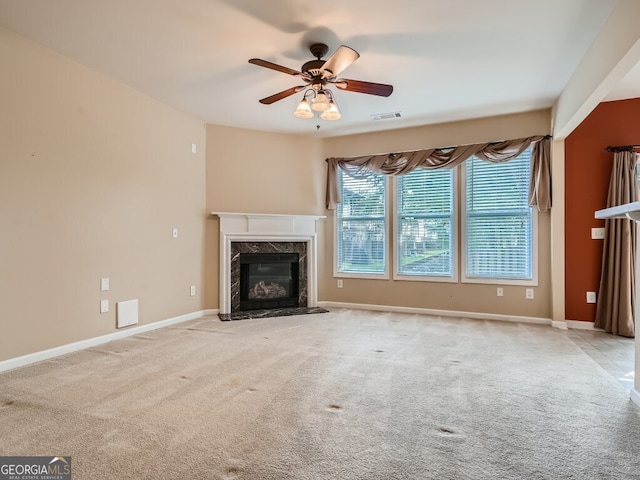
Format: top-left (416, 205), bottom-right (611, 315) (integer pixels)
top-left (371, 111), bottom-right (402, 121)
top-left (117, 299), bottom-right (139, 328)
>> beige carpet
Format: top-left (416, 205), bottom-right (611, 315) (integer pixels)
top-left (1, 309), bottom-right (640, 479)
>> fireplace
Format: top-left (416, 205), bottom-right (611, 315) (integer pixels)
top-left (230, 241), bottom-right (307, 314)
top-left (239, 253), bottom-right (299, 311)
top-left (212, 212), bottom-right (326, 321)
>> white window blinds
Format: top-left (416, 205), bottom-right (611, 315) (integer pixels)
top-left (397, 169), bottom-right (454, 277)
top-left (464, 149), bottom-right (533, 280)
top-left (336, 169), bottom-right (386, 274)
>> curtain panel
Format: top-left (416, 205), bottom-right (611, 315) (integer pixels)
top-left (325, 135), bottom-right (551, 211)
top-left (595, 151), bottom-right (639, 337)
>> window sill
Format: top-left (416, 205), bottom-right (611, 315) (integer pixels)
top-left (393, 273), bottom-right (458, 283)
top-left (334, 272), bottom-right (390, 280)
top-left (461, 276), bottom-right (538, 287)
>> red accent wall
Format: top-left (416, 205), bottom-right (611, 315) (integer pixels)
top-left (565, 98), bottom-right (640, 321)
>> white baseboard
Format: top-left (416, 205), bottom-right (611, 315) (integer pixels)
top-left (631, 388), bottom-right (640, 409)
top-left (0, 309), bottom-right (219, 374)
top-left (318, 301), bottom-right (552, 326)
top-left (564, 320), bottom-right (605, 331)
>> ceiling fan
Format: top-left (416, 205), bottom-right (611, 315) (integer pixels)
top-left (249, 43), bottom-right (393, 121)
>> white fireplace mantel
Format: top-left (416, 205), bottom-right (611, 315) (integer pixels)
top-left (211, 212), bottom-right (326, 314)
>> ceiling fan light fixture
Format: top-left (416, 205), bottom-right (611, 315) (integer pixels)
top-left (293, 97), bottom-right (313, 118)
top-left (311, 91), bottom-right (330, 111)
top-left (320, 101), bottom-right (341, 120)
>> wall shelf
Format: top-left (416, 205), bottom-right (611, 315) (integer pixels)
top-left (595, 201), bottom-right (640, 221)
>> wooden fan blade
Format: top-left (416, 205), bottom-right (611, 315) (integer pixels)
top-left (249, 58), bottom-right (301, 76)
top-left (334, 79), bottom-right (393, 97)
top-left (259, 86), bottom-right (306, 104)
top-left (321, 45), bottom-right (360, 77)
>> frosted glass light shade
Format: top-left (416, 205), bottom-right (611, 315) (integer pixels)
top-left (320, 102), bottom-right (341, 120)
top-left (293, 98), bottom-right (313, 118)
top-left (311, 92), bottom-right (330, 111)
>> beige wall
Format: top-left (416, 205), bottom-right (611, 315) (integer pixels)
top-left (204, 125), bottom-right (325, 309)
top-left (0, 28), bottom-right (207, 361)
top-left (320, 110), bottom-right (553, 319)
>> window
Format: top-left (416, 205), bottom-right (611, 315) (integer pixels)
top-left (396, 169), bottom-right (455, 279)
top-left (334, 147), bottom-right (536, 284)
top-left (335, 169), bottom-right (387, 276)
top-left (463, 149), bottom-right (534, 282)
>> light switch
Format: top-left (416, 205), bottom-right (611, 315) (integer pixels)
top-left (172, 228), bottom-right (178, 239)
top-left (191, 143), bottom-right (197, 154)
top-left (100, 277), bottom-right (109, 291)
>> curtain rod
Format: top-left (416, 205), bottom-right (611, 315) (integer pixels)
top-left (605, 144), bottom-right (640, 152)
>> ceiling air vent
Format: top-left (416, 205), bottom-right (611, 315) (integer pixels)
top-left (371, 111), bottom-right (402, 121)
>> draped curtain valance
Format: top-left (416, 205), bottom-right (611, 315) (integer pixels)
top-left (325, 135), bottom-right (551, 212)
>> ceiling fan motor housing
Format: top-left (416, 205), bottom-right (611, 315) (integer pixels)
top-left (302, 43), bottom-right (330, 78)
top-left (301, 59), bottom-right (326, 76)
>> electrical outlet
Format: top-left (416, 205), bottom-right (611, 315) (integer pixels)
top-left (497, 287), bottom-right (504, 297)
top-left (337, 279), bottom-right (343, 288)
top-left (190, 285), bottom-right (196, 297)
top-left (586, 291), bottom-right (597, 303)
top-left (525, 288), bottom-right (534, 300)
top-left (100, 299), bottom-right (109, 313)
top-left (591, 227), bottom-right (605, 240)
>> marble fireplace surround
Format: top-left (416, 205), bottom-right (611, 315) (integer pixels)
top-left (230, 241), bottom-right (307, 312)
top-left (212, 213), bottom-right (325, 317)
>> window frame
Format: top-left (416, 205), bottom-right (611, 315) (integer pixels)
top-left (332, 151), bottom-right (539, 286)
top-left (392, 169), bottom-right (459, 283)
top-left (460, 157), bottom-right (539, 286)
top-left (333, 171), bottom-right (391, 280)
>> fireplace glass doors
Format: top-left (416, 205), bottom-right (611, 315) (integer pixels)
top-left (239, 253), bottom-right (300, 311)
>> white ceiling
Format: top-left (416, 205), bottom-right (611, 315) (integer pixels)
top-left (0, 0), bottom-right (633, 138)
